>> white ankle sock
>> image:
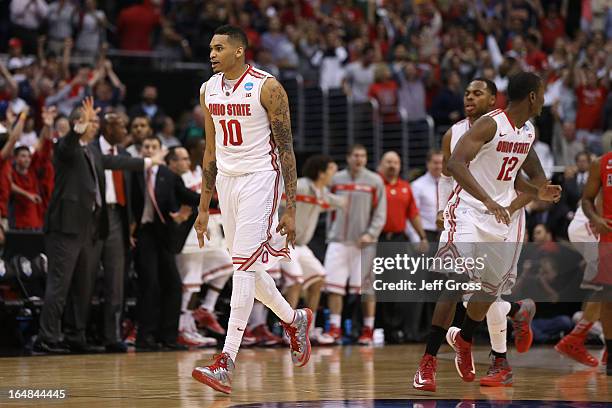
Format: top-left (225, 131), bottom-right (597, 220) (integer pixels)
top-left (363, 316), bottom-right (375, 329)
top-left (181, 291), bottom-right (193, 313)
top-left (330, 314), bottom-right (341, 328)
top-left (201, 274), bottom-right (230, 311)
top-left (254, 269), bottom-right (295, 324)
top-left (222, 271), bottom-right (255, 362)
top-left (487, 301), bottom-right (511, 353)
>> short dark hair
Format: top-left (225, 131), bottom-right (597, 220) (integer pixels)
top-left (575, 151), bottom-right (590, 163)
top-left (426, 149), bottom-right (443, 162)
top-left (347, 144), bottom-right (367, 156)
top-left (165, 146), bottom-right (179, 164)
top-left (471, 77), bottom-right (497, 96)
top-left (507, 72), bottom-right (542, 102)
top-left (302, 154), bottom-right (334, 181)
top-left (143, 134), bottom-right (161, 146)
top-left (130, 115), bottom-right (151, 127)
top-left (214, 25), bottom-right (248, 48)
top-left (14, 145), bottom-right (30, 155)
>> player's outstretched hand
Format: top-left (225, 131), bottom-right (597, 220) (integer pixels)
top-left (277, 210), bottom-right (296, 249)
top-left (194, 210), bottom-right (210, 248)
top-left (484, 198), bottom-right (510, 225)
top-left (537, 181), bottom-right (562, 203)
top-left (590, 216), bottom-right (612, 235)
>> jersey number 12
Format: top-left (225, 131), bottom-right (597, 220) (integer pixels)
top-left (497, 156), bottom-right (519, 181)
top-left (220, 119), bottom-right (243, 146)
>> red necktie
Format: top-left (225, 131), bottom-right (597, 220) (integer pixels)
top-left (146, 167), bottom-right (166, 224)
top-left (110, 146), bottom-right (126, 206)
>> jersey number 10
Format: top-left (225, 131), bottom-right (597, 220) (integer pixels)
top-left (497, 156), bottom-right (519, 181)
top-left (220, 119), bottom-right (243, 146)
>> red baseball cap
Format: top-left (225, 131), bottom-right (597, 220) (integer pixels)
top-left (9, 38), bottom-right (23, 48)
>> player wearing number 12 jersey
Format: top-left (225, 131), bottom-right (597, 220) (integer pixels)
top-left (191, 25), bottom-right (312, 394)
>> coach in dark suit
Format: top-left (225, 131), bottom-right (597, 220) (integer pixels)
top-left (131, 135), bottom-right (200, 350)
top-left (33, 98), bottom-right (164, 354)
top-left (87, 113), bottom-right (138, 352)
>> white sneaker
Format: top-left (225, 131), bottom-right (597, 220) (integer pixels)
top-left (311, 328), bottom-right (335, 345)
top-left (178, 331), bottom-right (218, 348)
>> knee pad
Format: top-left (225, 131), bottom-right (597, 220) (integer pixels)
top-left (254, 269), bottom-right (276, 305)
top-left (487, 301), bottom-right (511, 326)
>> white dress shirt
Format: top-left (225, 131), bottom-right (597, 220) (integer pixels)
top-left (99, 136), bottom-right (118, 205)
top-left (409, 172), bottom-right (439, 231)
top-left (141, 165), bottom-right (159, 224)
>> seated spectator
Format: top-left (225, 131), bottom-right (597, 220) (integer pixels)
top-left (182, 106), bottom-right (204, 143)
top-left (126, 116), bottom-right (153, 158)
top-left (128, 85), bottom-right (165, 131)
top-left (429, 70), bottom-right (463, 127)
top-left (157, 117), bottom-right (180, 148)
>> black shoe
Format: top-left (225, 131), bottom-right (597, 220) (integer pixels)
top-left (135, 338), bottom-right (161, 352)
top-left (32, 339), bottom-right (70, 355)
top-left (105, 342), bottom-right (128, 353)
top-left (64, 340), bottom-right (104, 354)
top-left (161, 341), bottom-right (188, 351)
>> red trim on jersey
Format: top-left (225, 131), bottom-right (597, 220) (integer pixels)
top-left (248, 67), bottom-right (266, 79)
top-left (326, 282), bottom-right (347, 294)
top-left (209, 208), bottom-right (221, 215)
top-left (221, 64), bottom-right (252, 93)
top-left (502, 110), bottom-right (517, 130)
top-left (303, 274), bottom-right (325, 284)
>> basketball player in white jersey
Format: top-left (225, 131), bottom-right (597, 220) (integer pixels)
top-left (414, 72), bottom-right (561, 389)
top-left (414, 79), bottom-right (540, 391)
top-left (557, 196), bottom-right (605, 367)
top-left (191, 25), bottom-right (311, 395)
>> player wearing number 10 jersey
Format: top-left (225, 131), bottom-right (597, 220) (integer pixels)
top-left (191, 25), bottom-right (312, 394)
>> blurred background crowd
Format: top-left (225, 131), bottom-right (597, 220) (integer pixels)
top-left (0, 0), bottom-right (611, 354)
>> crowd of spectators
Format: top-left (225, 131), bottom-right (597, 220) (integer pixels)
top-left (0, 0), bottom-right (611, 352)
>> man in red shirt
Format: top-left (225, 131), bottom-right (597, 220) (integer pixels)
top-left (575, 68), bottom-right (608, 151)
top-left (524, 34), bottom-right (548, 73)
top-left (378, 151), bottom-right (427, 248)
top-left (539, 4), bottom-right (566, 52)
top-left (581, 150), bottom-right (612, 375)
top-left (368, 64), bottom-right (400, 124)
top-left (117, 0), bottom-right (161, 52)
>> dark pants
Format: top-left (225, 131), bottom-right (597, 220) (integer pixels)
top-left (39, 214), bottom-right (98, 344)
top-left (135, 224), bottom-right (182, 344)
top-left (376, 232), bottom-right (432, 342)
top-left (91, 206), bottom-right (127, 345)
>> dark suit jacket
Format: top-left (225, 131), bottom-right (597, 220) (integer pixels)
top-left (90, 136), bottom-right (136, 242)
top-left (45, 130), bottom-right (145, 239)
top-left (132, 165), bottom-right (200, 252)
top-left (562, 175), bottom-right (582, 212)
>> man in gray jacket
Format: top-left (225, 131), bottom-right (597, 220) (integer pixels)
top-left (324, 145), bottom-right (387, 345)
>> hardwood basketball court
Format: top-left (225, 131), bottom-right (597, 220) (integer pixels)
top-left (1, 344), bottom-right (610, 407)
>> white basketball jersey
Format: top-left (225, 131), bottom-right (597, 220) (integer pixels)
top-left (449, 118), bottom-right (471, 153)
top-left (201, 65), bottom-right (278, 177)
top-left (455, 109), bottom-right (535, 211)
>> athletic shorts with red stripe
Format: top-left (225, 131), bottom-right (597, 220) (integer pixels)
top-left (217, 170), bottom-right (290, 272)
top-left (567, 214), bottom-right (601, 291)
top-left (436, 205), bottom-right (526, 297)
top-left (324, 242), bottom-right (377, 296)
top-left (280, 245), bottom-right (326, 290)
top-left (177, 213), bottom-right (233, 292)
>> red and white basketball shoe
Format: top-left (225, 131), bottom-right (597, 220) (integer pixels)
top-left (479, 355), bottom-right (513, 387)
top-left (446, 326), bottom-right (475, 382)
top-left (252, 324), bottom-right (283, 347)
top-left (510, 299), bottom-right (535, 353)
top-left (357, 326), bottom-right (374, 346)
top-left (413, 353), bottom-right (437, 392)
top-left (192, 352), bottom-right (234, 394)
top-left (193, 307), bottom-right (226, 336)
top-left (178, 331), bottom-right (217, 348)
top-left (555, 335), bottom-right (599, 367)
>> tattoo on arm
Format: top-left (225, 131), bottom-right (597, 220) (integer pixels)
top-left (202, 159), bottom-right (217, 194)
top-left (266, 79), bottom-right (297, 210)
